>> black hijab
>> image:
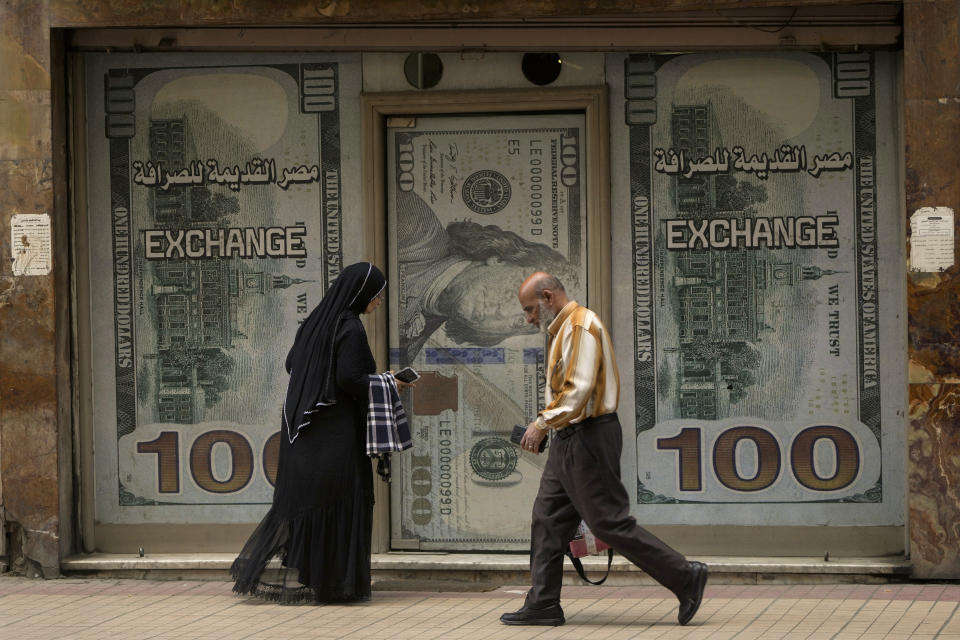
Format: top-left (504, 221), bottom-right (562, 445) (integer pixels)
top-left (283, 262), bottom-right (386, 443)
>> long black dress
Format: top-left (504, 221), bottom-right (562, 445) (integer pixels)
top-left (231, 312), bottom-right (376, 602)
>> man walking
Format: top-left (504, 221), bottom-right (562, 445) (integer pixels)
top-left (501, 272), bottom-right (707, 627)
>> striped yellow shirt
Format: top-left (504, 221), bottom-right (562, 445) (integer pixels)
top-left (537, 301), bottom-right (620, 431)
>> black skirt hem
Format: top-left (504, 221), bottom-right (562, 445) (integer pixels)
top-left (231, 492), bottom-right (373, 605)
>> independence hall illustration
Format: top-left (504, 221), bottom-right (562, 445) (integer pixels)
top-left (145, 118), bottom-right (307, 423)
top-left (667, 104), bottom-right (836, 420)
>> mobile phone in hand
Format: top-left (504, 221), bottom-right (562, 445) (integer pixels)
top-left (510, 424), bottom-right (547, 452)
top-left (394, 366), bottom-right (420, 383)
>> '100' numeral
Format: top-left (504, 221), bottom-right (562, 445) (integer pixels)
top-left (137, 430), bottom-right (280, 494)
top-left (657, 425), bottom-right (860, 492)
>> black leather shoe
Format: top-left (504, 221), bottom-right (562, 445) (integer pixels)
top-left (677, 561), bottom-right (708, 625)
top-left (500, 603), bottom-right (565, 626)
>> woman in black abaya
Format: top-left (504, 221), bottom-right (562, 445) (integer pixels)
top-left (231, 262), bottom-right (391, 603)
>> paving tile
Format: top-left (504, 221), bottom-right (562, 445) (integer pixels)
top-left (3, 576), bottom-right (960, 638)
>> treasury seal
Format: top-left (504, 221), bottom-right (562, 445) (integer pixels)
top-left (461, 170), bottom-right (511, 214)
top-left (469, 437), bottom-right (519, 481)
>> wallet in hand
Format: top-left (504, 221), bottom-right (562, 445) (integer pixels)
top-left (510, 424), bottom-right (547, 453)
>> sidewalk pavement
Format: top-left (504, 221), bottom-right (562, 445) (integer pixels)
top-left (2, 576), bottom-right (959, 640)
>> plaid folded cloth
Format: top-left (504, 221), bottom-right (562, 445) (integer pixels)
top-left (366, 373), bottom-right (412, 476)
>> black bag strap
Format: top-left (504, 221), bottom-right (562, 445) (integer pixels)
top-left (566, 548), bottom-right (614, 585)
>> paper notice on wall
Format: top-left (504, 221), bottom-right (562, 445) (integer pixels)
top-left (11, 213), bottom-right (52, 276)
top-left (910, 207), bottom-right (954, 273)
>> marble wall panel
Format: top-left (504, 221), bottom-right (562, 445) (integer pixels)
top-left (904, 0), bottom-right (960, 100)
top-left (904, 0), bottom-right (960, 579)
top-left (0, 0), bottom-right (50, 88)
top-left (0, 159), bottom-right (59, 575)
top-left (908, 384), bottom-right (960, 578)
top-left (904, 101), bottom-right (960, 217)
top-left (908, 265), bottom-right (960, 384)
top-left (0, 0), bottom-right (52, 162)
top-left (0, 92), bottom-right (52, 162)
top-left (0, 0), bottom-right (59, 575)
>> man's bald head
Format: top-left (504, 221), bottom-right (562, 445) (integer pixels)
top-left (519, 272), bottom-right (565, 299)
top-left (518, 272), bottom-right (569, 330)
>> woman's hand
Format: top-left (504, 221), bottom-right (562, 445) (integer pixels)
top-left (390, 371), bottom-right (416, 391)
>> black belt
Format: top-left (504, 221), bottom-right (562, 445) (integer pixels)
top-left (555, 422), bottom-right (589, 439)
top-left (554, 413), bottom-right (618, 440)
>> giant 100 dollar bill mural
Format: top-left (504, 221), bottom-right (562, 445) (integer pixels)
top-left (387, 114), bottom-right (587, 549)
top-left (85, 53), bottom-right (360, 523)
top-left (610, 52), bottom-right (905, 525)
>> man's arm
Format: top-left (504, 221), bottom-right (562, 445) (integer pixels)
top-left (540, 324), bottom-right (601, 429)
top-left (520, 324), bottom-right (600, 453)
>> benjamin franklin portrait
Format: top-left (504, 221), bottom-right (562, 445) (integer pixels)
top-left (396, 189), bottom-right (577, 363)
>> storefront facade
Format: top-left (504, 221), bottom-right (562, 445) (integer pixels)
top-left (1, 0), bottom-right (958, 580)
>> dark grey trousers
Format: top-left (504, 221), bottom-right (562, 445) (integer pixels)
top-left (525, 413), bottom-right (693, 607)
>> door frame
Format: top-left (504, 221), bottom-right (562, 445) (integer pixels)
top-left (360, 86), bottom-right (611, 551)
